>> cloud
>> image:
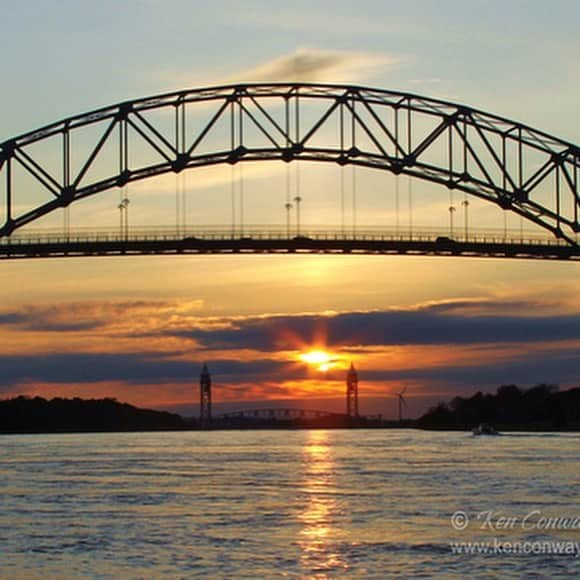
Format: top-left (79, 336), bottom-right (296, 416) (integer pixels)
top-left (232, 48), bottom-right (396, 84)
top-left (0, 352), bottom-right (193, 386)
top-left (169, 300), bottom-right (580, 350)
top-left (0, 300), bottom-right (204, 333)
top-left (160, 47), bottom-right (397, 104)
top-left (361, 345), bottom-right (580, 386)
top-left (0, 312), bottom-right (31, 326)
top-left (3, 296), bottom-right (577, 353)
top-left (410, 297), bottom-right (551, 316)
top-left (0, 352), bottom-right (292, 389)
top-left (0, 305), bottom-right (104, 332)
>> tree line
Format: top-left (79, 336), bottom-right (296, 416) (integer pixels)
top-left (418, 384), bottom-right (580, 430)
top-left (0, 396), bottom-right (188, 433)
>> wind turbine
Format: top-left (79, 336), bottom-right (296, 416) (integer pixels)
top-left (396, 386), bottom-right (408, 423)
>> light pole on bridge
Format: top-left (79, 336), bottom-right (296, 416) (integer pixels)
top-left (294, 196), bottom-right (302, 236)
top-left (118, 197), bottom-right (130, 240)
top-left (284, 202), bottom-right (293, 238)
top-left (448, 205), bottom-right (456, 238)
top-left (461, 199), bottom-right (470, 241)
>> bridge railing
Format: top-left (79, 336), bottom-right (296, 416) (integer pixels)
top-left (0, 225), bottom-right (573, 246)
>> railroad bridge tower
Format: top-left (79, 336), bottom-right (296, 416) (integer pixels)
top-left (346, 363), bottom-right (359, 418)
top-left (200, 363), bottom-right (212, 429)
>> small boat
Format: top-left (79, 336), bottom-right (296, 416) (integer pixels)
top-left (472, 423), bottom-right (500, 436)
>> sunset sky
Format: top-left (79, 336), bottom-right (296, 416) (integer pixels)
top-left (1, 0), bottom-right (579, 418)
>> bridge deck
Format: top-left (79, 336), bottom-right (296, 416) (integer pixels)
top-left (1, 229), bottom-right (578, 260)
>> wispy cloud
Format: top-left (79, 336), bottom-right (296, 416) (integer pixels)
top-left (160, 47), bottom-right (398, 96)
top-left (0, 300), bottom-right (204, 334)
top-left (231, 48), bottom-right (397, 84)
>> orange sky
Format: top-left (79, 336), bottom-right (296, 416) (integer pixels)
top-left (1, 265), bottom-right (579, 418)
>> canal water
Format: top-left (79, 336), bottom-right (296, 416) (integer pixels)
top-left (0, 429), bottom-right (578, 578)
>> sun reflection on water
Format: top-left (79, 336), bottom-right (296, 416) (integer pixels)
top-left (297, 430), bottom-right (348, 575)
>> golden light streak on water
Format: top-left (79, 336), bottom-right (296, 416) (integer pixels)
top-left (298, 430), bottom-right (348, 574)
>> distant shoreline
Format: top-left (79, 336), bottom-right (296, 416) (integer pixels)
top-left (2, 386), bottom-right (578, 435)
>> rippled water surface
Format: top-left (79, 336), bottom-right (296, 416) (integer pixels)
top-left (0, 430), bottom-right (578, 578)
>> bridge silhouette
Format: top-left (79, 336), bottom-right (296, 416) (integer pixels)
top-left (1, 83), bottom-right (578, 260)
top-left (221, 408), bottom-right (341, 420)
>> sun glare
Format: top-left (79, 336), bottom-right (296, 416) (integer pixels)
top-left (299, 350), bottom-right (338, 372)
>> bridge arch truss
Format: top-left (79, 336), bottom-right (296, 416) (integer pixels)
top-left (1, 83), bottom-right (579, 245)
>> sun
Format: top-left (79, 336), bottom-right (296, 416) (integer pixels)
top-left (299, 350), bottom-right (337, 372)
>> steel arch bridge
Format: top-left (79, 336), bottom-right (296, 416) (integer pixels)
top-left (0, 83), bottom-right (579, 259)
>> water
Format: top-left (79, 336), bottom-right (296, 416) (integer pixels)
top-left (0, 430), bottom-right (578, 578)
